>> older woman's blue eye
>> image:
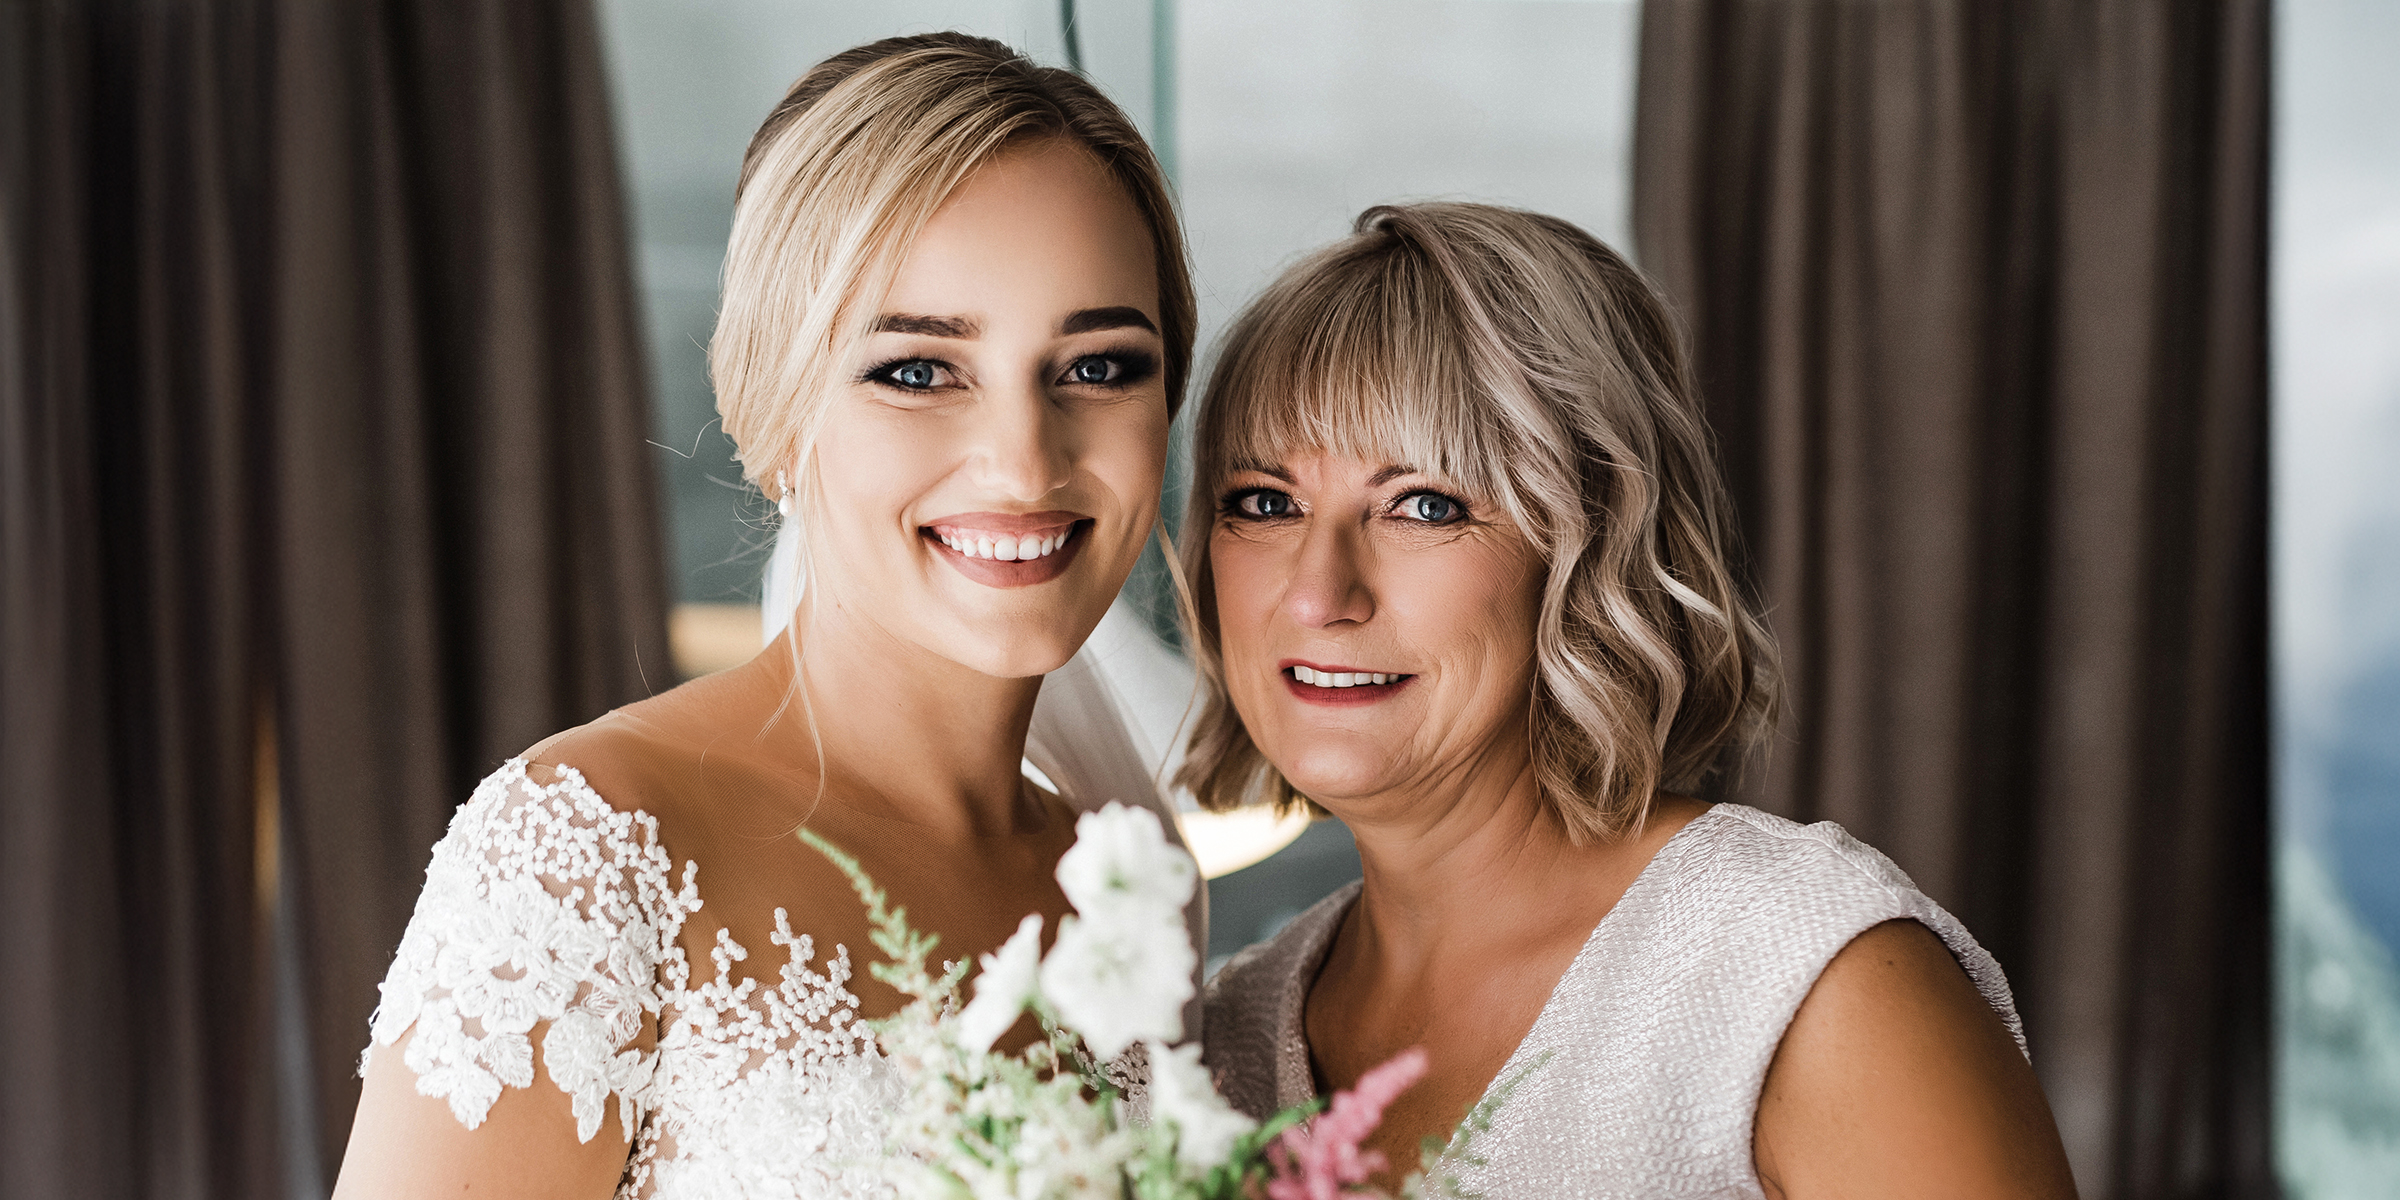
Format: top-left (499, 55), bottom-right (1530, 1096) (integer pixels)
top-left (1403, 493), bottom-right (1460, 523)
top-left (1238, 491), bottom-right (1293, 518)
top-left (1068, 357), bottom-right (1120, 385)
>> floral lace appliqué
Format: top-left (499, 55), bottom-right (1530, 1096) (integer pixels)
top-left (365, 759), bottom-right (895, 1199)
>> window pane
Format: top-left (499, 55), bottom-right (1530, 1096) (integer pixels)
top-left (2273, 2), bottom-right (2400, 1192)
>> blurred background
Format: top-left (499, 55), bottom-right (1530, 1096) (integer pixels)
top-left (2, 1), bottom-right (2393, 1197)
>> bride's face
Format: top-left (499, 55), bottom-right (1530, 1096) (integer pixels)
top-left (1208, 450), bottom-right (1545, 806)
top-left (806, 138), bottom-right (1169, 678)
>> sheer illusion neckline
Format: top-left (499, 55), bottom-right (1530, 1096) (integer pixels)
top-left (1294, 805), bottom-right (1727, 1114)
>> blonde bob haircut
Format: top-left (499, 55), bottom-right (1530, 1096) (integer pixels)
top-left (713, 33), bottom-right (1195, 529)
top-left (1174, 202), bottom-right (1779, 841)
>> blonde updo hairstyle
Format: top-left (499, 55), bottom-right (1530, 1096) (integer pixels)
top-left (714, 34), bottom-right (1195, 566)
top-left (1174, 202), bottom-right (1778, 841)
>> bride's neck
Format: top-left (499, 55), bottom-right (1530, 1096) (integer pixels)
top-left (749, 598), bottom-right (1045, 837)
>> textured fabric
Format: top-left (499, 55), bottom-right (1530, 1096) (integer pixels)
top-left (0, 2), bottom-right (669, 1193)
top-left (1203, 804), bottom-right (2022, 1197)
top-left (371, 761), bottom-right (896, 1199)
top-left (1631, 2), bottom-right (2270, 1193)
top-left (372, 756), bottom-right (1202, 1195)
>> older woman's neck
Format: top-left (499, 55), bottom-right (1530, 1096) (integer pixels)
top-left (1336, 757), bottom-right (1698, 965)
top-left (1341, 757), bottom-right (1562, 920)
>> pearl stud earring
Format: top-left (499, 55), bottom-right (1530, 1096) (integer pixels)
top-left (776, 472), bottom-right (793, 519)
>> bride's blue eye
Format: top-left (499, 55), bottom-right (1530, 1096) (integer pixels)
top-left (1230, 489), bottom-right (1294, 519)
top-left (1059, 351), bottom-right (1155, 389)
top-left (1397, 492), bottom-right (1463, 524)
top-left (1067, 356), bottom-right (1119, 385)
top-left (869, 359), bottom-right (948, 391)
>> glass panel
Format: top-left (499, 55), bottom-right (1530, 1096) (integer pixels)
top-left (2273, 2), bottom-right (2400, 1192)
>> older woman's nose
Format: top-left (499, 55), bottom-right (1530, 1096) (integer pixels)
top-left (1284, 521), bottom-right (1376, 628)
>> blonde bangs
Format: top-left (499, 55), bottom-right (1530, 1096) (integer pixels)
top-left (1198, 241), bottom-right (1506, 510)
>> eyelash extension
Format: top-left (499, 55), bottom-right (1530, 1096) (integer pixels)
top-left (1218, 486), bottom-right (1298, 520)
top-left (1389, 488), bottom-right (1473, 523)
top-left (1061, 348), bottom-right (1160, 388)
top-left (859, 356), bottom-right (952, 388)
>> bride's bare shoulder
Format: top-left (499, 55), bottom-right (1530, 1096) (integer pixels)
top-left (517, 664), bottom-right (811, 835)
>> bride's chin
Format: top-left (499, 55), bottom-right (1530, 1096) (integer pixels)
top-left (933, 623), bottom-right (1086, 680)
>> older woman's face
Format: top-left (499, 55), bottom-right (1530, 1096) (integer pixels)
top-left (1209, 452), bottom-right (1545, 806)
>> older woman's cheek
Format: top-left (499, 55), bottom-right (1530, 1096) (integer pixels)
top-left (1209, 532), bottom-right (1283, 741)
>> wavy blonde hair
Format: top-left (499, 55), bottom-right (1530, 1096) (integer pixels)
top-left (1174, 202), bottom-right (1778, 840)
top-left (713, 33), bottom-right (1194, 526)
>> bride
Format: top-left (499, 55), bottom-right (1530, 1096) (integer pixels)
top-left (333, 34), bottom-right (1198, 1199)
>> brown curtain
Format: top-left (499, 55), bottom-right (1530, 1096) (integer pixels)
top-left (0, 1), bottom-right (671, 1194)
top-left (1632, 1), bottom-right (2270, 1196)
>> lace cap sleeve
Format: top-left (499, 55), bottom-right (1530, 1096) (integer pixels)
top-left (365, 758), bottom-right (702, 1143)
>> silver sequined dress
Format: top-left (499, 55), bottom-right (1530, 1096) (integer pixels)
top-left (1201, 802), bottom-right (2026, 1198)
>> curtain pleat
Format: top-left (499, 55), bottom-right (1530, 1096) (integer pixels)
top-left (1632, 2), bottom-right (2271, 1195)
top-left (270, 0), bottom-right (671, 1168)
top-left (0, 0), bottom-right (670, 1192)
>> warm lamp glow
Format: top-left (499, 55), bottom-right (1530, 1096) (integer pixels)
top-left (1177, 806), bottom-right (1312, 880)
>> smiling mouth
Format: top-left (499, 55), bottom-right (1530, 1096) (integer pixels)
top-left (921, 517), bottom-right (1091, 589)
top-left (1279, 662), bottom-right (1415, 708)
top-left (928, 522), bottom-right (1080, 561)
top-left (1287, 665), bottom-right (1412, 689)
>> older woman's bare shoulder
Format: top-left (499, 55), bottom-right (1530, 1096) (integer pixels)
top-left (1753, 919), bottom-right (2076, 1199)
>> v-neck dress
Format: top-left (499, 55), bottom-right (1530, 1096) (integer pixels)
top-left (1199, 803), bottom-right (2026, 1199)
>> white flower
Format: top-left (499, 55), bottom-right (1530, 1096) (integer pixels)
top-left (1038, 911), bottom-right (1194, 1062)
top-left (1144, 1039), bottom-right (1257, 1167)
top-left (956, 913), bottom-right (1045, 1053)
top-left (1054, 803), bottom-right (1197, 919)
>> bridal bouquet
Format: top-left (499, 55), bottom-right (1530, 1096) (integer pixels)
top-left (802, 803), bottom-right (1507, 1200)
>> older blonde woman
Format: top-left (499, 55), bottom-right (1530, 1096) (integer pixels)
top-left (336, 34), bottom-right (1196, 1199)
top-left (1190, 204), bottom-right (2076, 1198)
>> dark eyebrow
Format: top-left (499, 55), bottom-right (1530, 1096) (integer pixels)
top-left (873, 313), bottom-right (979, 338)
top-left (1060, 306), bottom-right (1157, 336)
top-left (1368, 465), bottom-right (1421, 487)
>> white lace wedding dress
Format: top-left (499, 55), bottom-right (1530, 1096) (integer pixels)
top-left (364, 561), bottom-right (1203, 1198)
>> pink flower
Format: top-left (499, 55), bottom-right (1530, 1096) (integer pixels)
top-left (1265, 1047), bottom-right (1429, 1200)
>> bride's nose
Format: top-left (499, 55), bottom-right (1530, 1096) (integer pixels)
top-left (967, 381), bottom-right (1073, 502)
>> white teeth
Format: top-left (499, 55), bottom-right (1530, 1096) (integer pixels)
top-left (933, 527), bottom-right (1076, 559)
top-left (1290, 666), bottom-right (1403, 689)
